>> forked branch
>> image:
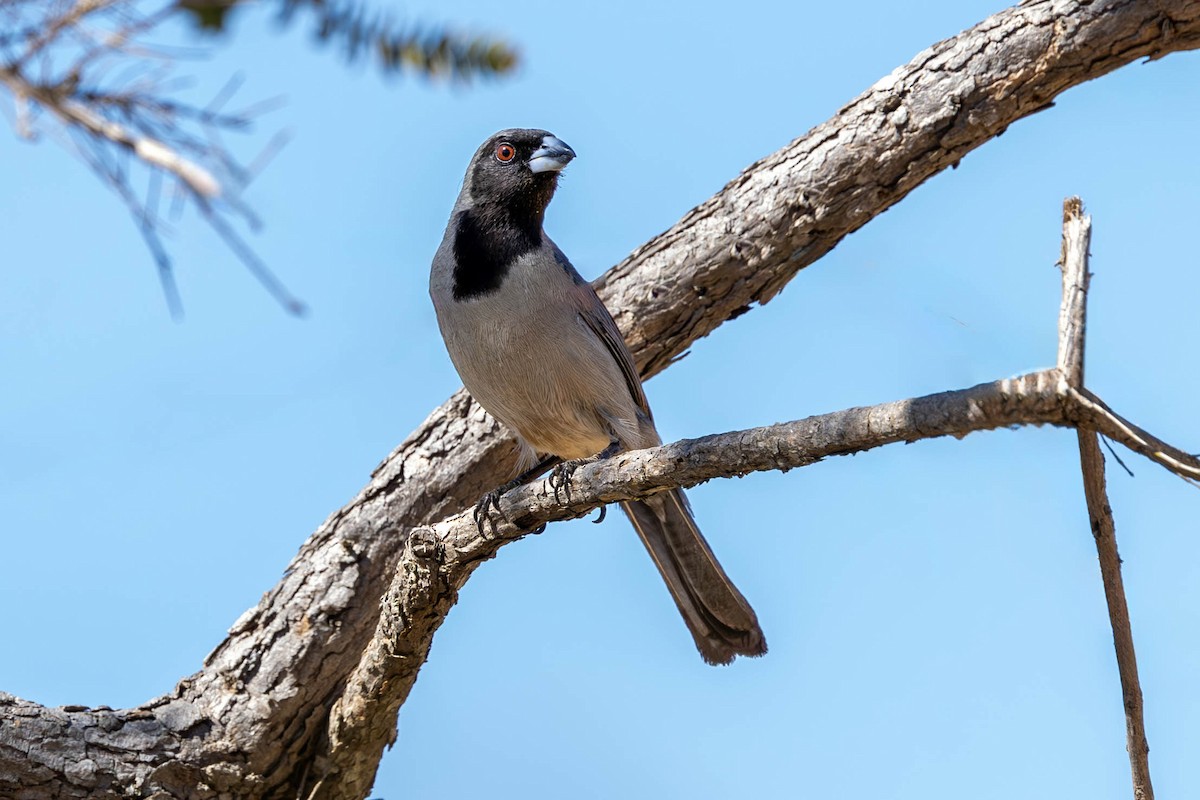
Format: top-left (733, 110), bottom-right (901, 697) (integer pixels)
top-left (324, 200), bottom-right (1193, 800)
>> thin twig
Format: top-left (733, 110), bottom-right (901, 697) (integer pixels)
top-left (196, 198), bottom-right (307, 315)
top-left (1101, 435), bottom-right (1135, 478)
top-left (57, 93), bottom-right (220, 196)
top-left (1057, 196), bottom-right (1091, 387)
top-left (0, 1), bottom-right (306, 315)
top-left (1071, 388), bottom-right (1200, 486)
top-left (1077, 433), bottom-right (1154, 800)
top-left (1060, 197), bottom-right (1154, 800)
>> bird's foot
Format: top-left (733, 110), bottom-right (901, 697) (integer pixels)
top-left (547, 460), bottom-right (581, 504)
top-left (547, 440), bottom-right (622, 512)
top-left (472, 489), bottom-right (508, 538)
top-left (473, 455), bottom-right (564, 538)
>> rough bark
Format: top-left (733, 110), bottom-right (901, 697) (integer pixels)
top-left (4, 1), bottom-right (1200, 798)
top-left (596, 0), bottom-right (1200, 379)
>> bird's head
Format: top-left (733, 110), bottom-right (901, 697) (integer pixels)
top-left (462, 128), bottom-right (576, 216)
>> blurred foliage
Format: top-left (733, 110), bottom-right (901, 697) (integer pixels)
top-left (176, 0), bottom-right (519, 79)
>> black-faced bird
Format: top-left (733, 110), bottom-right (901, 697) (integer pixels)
top-left (429, 128), bottom-right (766, 665)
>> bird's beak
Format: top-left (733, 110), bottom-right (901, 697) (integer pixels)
top-left (528, 135), bottom-right (576, 174)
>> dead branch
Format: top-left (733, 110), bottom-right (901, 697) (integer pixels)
top-left (2, 3), bottom-right (1199, 799)
top-left (1059, 197), bottom-right (1155, 800)
top-left (1078, 431), bottom-right (1155, 800)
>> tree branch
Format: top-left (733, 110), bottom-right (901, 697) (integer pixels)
top-left (595, 0), bottom-right (1200, 380)
top-left (2, 0), bottom-right (518, 313)
top-left (4, 2), bottom-right (1200, 798)
top-left (1078, 431), bottom-right (1155, 800)
top-left (325, 196), bottom-right (1198, 794)
top-left (0, 0), bottom-right (304, 315)
top-left (1058, 196), bottom-right (1091, 387)
top-left (327, 378), bottom-right (1199, 795)
top-left (1059, 198), bottom-right (1155, 800)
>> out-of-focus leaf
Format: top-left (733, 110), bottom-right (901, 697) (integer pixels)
top-left (177, 0), bottom-right (519, 80)
top-left (177, 0), bottom-right (240, 31)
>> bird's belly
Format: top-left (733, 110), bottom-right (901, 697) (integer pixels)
top-left (440, 306), bottom-right (636, 460)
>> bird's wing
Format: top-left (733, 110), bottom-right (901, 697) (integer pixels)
top-left (577, 292), bottom-right (649, 417)
top-left (550, 241), bottom-right (650, 418)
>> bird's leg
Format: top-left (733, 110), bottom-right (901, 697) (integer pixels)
top-left (473, 455), bottom-right (563, 537)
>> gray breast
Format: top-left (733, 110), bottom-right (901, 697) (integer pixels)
top-left (431, 243), bottom-right (644, 464)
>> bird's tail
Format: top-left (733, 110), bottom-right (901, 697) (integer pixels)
top-left (622, 489), bottom-right (766, 665)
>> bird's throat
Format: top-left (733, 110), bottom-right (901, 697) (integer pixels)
top-left (450, 205), bottom-right (542, 300)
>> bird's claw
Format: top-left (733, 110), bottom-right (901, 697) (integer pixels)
top-left (547, 442), bottom-right (620, 517)
top-left (473, 489), bottom-right (507, 538)
top-left (547, 460), bottom-right (582, 504)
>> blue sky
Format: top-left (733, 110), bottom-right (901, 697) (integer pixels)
top-left (2, 1), bottom-right (1198, 797)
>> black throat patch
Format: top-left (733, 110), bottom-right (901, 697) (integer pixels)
top-left (451, 206), bottom-right (541, 300)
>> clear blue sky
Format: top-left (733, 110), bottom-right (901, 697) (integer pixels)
top-left (2, 1), bottom-right (1198, 797)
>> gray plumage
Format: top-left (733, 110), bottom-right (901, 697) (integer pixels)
top-left (429, 128), bottom-right (766, 665)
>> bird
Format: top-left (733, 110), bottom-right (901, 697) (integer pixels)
top-left (429, 128), bottom-right (766, 665)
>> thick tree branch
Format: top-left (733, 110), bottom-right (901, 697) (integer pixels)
top-left (4, 2), bottom-right (1200, 798)
top-left (595, 0), bottom-right (1200, 379)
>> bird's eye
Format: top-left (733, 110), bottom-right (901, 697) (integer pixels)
top-left (495, 143), bottom-right (516, 163)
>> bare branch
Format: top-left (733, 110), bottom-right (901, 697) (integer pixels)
top-left (321, 369), bottom-right (1068, 794)
top-left (405, 375), bottom-right (1200, 571)
top-left (1058, 196), bottom-right (1092, 387)
top-left (36, 81), bottom-right (220, 197)
top-left (0, 0), bottom-right (301, 314)
top-left (1078, 431), bottom-right (1154, 800)
top-left (323, 358), bottom-right (1196, 794)
top-left (1070, 388), bottom-right (1200, 485)
top-left (1059, 197), bottom-right (1154, 800)
top-left (595, 1), bottom-right (1200, 381)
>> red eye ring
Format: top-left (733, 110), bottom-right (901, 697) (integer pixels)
top-left (495, 143), bottom-right (516, 163)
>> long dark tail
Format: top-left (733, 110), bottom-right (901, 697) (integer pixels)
top-left (622, 489), bottom-right (766, 665)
